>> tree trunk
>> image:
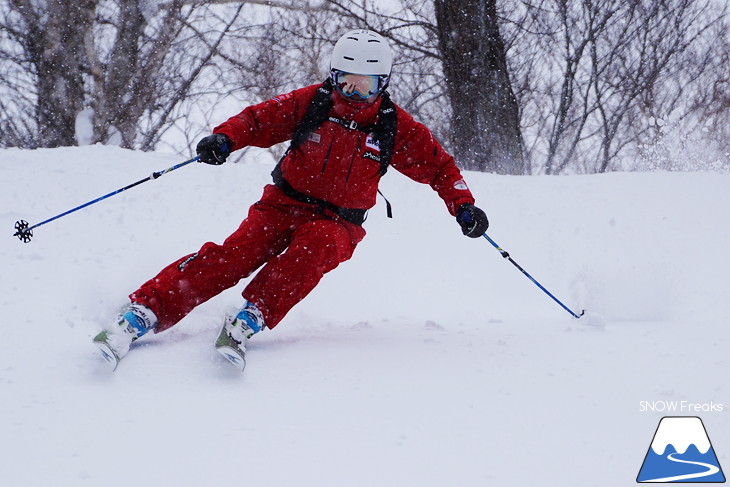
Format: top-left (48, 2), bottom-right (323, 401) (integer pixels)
top-left (20, 0), bottom-right (97, 147)
top-left (434, 0), bottom-right (525, 174)
top-left (91, 0), bottom-right (148, 147)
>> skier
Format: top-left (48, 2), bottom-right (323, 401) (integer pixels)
top-left (93, 29), bottom-right (489, 370)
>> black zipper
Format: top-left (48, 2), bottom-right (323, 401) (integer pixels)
top-left (320, 137), bottom-right (334, 173)
top-left (345, 133), bottom-right (362, 182)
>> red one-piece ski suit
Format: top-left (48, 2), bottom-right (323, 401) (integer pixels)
top-left (131, 83), bottom-right (476, 331)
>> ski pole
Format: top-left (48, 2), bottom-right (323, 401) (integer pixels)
top-left (13, 155), bottom-right (199, 243)
top-left (482, 232), bottom-right (584, 319)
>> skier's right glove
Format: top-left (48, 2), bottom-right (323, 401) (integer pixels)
top-left (196, 133), bottom-right (232, 165)
top-left (456, 203), bottom-right (489, 238)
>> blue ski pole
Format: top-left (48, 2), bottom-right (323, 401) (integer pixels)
top-left (13, 155), bottom-right (199, 243)
top-left (482, 232), bottom-right (584, 319)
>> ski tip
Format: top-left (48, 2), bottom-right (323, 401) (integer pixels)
top-left (215, 346), bottom-right (246, 372)
top-left (93, 340), bottom-right (120, 371)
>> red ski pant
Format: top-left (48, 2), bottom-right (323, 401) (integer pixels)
top-left (131, 185), bottom-right (366, 332)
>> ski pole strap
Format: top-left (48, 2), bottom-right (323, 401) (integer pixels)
top-left (482, 233), bottom-right (584, 319)
top-left (483, 233), bottom-right (510, 259)
top-left (152, 156), bottom-right (199, 178)
top-left (378, 189), bottom-right (393, 218)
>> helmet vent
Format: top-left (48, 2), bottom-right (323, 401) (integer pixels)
top-left (344, 56), bottom-right (355, 60)
top-left (368, 39), bottom-right (381, 43)
top-left (346, 36), bottom-right (358, 41)
top-left (366, 59), bottom-right (378, 63)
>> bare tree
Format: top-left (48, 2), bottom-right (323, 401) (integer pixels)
top-left (0, 0), bottom-right (242, 150)
top-left (588, 1), bottom-right (709, 172)
top-left (633, 2), bottom-right (730, 172)
top-left (433, 0), bottom-right (524, 174)
top-left (0, 0), bottom-right (97, 148)
top-left (507, 0), bottom-right (728, 174)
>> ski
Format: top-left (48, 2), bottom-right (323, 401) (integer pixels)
top-left (91, 314), bottom-right (248, 372)
top-left (92, 330), bottom-right (121, 371)
top-left (214, 318), bottom-right (247, 372)
top-left (215, 345), bottom-right (246, 371)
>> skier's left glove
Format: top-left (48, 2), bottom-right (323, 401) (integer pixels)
top-left (456, 203), bottom-right (489, 238)
top-left (196, 133), bottom-right (231, 165)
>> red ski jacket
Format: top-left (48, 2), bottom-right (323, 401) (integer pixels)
top-left (213, 83), bottom-right (475, 216)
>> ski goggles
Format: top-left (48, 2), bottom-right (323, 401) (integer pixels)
top-left (331, 70), bottom-right (389, 100)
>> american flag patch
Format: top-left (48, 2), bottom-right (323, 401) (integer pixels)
top-left (273, 92), bottom-right (293, 103)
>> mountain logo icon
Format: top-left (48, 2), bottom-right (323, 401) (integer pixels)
top-left (637, 416), bottom-right (725, 483)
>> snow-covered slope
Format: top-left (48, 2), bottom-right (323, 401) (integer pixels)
top-left (1, 145), bottom-right (728, 486)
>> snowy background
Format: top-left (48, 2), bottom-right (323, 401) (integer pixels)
top-left (1, 145), bottom-right (728, 486)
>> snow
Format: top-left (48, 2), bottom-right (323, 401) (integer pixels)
top-left (1, 145), bottom-right (728, 486)
top-left (74, 108), bottom-right (95, 146)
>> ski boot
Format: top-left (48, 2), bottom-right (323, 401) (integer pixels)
top-left (215, 301), bottom-right (265, 371)
top-left (93, 303), bottom-right (158, 370)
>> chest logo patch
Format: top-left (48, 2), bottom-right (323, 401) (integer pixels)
top-left (365, 134), bottom-right (380, 152)
top-left (363, 151), bottom-right (381, 162)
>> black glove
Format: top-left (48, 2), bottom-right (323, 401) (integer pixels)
top-left (196, 133), bottom-right (231, 165)
top-left (456, 203), bottom-right (489, 238)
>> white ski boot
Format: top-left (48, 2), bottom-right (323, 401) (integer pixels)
top-left (93, 303), bottom-right (158, 370)
top-left (215, 301), bottom-right (265, 372)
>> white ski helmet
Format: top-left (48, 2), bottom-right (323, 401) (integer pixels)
top-left (330, 29), bottom-right (393, 76)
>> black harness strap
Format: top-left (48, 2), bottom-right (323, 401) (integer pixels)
top-left (290, 79), bottom-right (336, 149)
top-left (271, 170), bottom-right (368, 225)
top-left (272, 78), bottom-right (398, 225)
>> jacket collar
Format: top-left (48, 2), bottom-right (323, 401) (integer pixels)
top-left (331, 91), bottom-right (383, 126)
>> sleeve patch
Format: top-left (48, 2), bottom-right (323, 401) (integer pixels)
top-left (272, 92), bottom-right (294, 104)
top-left (454, 179), bottom-right (469, 191)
